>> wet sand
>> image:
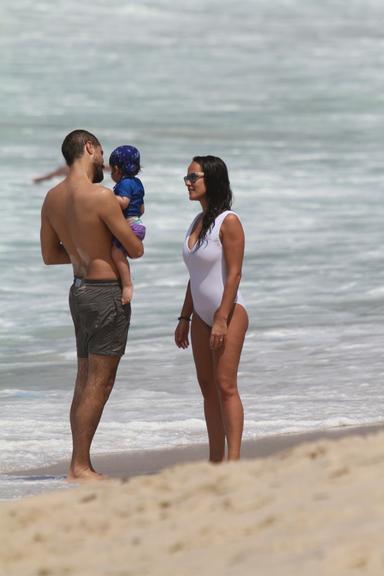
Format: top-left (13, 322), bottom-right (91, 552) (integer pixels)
top-left (13, 422), bottom-right (384, 480)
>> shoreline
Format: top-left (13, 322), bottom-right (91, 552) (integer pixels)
top-left (8, 421), bottom-right (384, 482)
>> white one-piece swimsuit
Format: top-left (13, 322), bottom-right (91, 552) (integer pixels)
top-left (182, 210), bottom-right (246, 326)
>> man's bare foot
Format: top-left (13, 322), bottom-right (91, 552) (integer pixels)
top-left (67, 467), bottom-right (107, 482)
top-left (121, 285), bottom-right (133, 304)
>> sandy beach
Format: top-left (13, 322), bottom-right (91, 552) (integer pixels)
top-left (1, 424), bottom-right (384, 575)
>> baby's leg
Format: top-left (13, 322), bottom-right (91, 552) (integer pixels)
top-left (111, 244), bottom-right (133, 304)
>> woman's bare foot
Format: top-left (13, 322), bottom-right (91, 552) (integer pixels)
top-left (121, 285), bottom-right (133, 304)
top-left (67, 467), bottom-right (107, 482)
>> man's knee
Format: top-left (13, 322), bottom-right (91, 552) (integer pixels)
top-left (102, 364), bottom-right (119, 394)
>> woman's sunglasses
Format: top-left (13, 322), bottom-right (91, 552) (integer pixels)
top-left (183, 172), bottom-right (204, 185)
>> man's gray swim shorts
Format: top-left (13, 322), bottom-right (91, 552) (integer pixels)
top-left (69, 278), bottom-right (131, 358)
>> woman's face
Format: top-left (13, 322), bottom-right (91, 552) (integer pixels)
top-left (184, 161), bottom-right (206, 202)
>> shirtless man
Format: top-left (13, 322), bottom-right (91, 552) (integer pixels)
top-left (40, 129), bottom-right (143, 481)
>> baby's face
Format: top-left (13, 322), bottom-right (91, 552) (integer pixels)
top-left (110, 165), bottom-right (122, 183)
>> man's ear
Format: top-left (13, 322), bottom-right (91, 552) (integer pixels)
top-left (85, 141), bottom-right (94, 155)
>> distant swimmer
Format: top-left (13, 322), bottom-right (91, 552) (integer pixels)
top-left (175, 155), bottom-right (248, 463)
top-left (33, 163), bottom-right (110, 183)
top-left (40, 129), bottom-right (144, 481)
top-left (33, 165), bottom-right (69, 183)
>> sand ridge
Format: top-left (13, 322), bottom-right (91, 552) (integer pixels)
top-left (1, 430), bottom-right (384, 575)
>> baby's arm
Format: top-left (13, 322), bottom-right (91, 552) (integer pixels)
top-left (116, 195), bottom-right (130, 210)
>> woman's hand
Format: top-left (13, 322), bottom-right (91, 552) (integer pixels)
top-left (175, 319), bottom-right (190, 349)
top-left (210, 314), bottom-right (227, 350)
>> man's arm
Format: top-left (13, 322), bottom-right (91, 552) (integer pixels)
top-left (99, 188), bottom-right (144, 259)
top-left (40, 201), bottom-right (71, 264)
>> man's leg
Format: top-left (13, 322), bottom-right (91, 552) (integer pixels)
top-left (69, 357), bottom-right (89, 461)
top-left (68, 353), bottom-right (120, 480)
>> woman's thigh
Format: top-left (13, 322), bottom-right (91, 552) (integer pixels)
top-left (214, 304), bottom-right (249, 384)
top-left (191, 313), bottom-right (214, 392)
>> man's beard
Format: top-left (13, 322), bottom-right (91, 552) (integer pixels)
top-left (92, 163), bottom-right (104, 183)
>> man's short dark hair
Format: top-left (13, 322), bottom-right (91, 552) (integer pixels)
top-left (61, 130), bottom-right (101, 166)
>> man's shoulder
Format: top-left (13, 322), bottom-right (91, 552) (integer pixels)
top-left (92, 183), bottom-right (114, 194)
top-left (87, 184), bottom-right (115, 203)
top-left (91, 185), bottom-right (118, 215)
top-left (43, 181), bottom-right (65, 207)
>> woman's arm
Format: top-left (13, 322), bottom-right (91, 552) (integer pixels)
top-left (175, 281), bottom-right (193, 349)
top-left (210, 214), bottom-right (244, 348)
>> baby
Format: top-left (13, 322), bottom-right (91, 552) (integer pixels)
top-left (109, 145), bottom-right (146, 304)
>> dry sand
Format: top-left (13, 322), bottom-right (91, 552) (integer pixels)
top-left (1, 426), bottom-right (384, 575)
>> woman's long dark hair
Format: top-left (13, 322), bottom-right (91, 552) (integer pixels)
top-left (193, 155), bottom-right (232, 249)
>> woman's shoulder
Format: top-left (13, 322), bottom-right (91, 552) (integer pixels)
top-left (219, 211), bottom-right (244, 236)
top-left (217, 210), bottom-right (241, 225)
top-left (224, 209), bottom-right (239, 216)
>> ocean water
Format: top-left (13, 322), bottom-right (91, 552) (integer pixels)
top-left (1, 0), bottom-right (384, 499)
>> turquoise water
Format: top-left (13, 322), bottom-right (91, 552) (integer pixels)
top-left (1, 0), bottom-right (384, 498)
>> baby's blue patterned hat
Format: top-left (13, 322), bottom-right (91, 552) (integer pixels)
top-left (109, 145), bottom-right (140, 176)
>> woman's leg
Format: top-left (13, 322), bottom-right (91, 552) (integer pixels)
top-left (191, 313), bottom-right (226, 462)
top-left (213, 304), bottom-right (248, 460)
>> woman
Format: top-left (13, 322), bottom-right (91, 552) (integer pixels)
top-left (175, 155), bottom-right (248, 462)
